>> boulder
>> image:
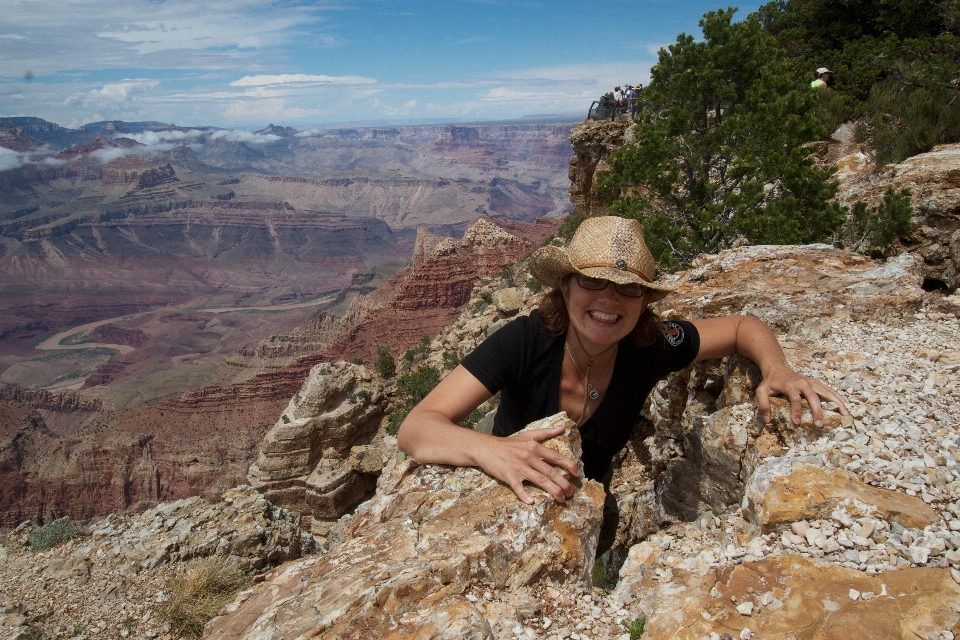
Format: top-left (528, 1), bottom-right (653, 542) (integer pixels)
top-left (492, 287), bottom-right (524, 316)
top-left (834, 143), bottom-right (960, 291)
top-left (246, 361), bottom-right (387, 536)
top-left (205, 413), bottom-right (606, 639)
top-left (614, 553), bottom-right (960, 639)
top-left (745, 459), bottom-right (941, 534)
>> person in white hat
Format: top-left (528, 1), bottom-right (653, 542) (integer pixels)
top-left (811, 67), bottom-right (832, 89)
top-left (398, 216), bottom-right (847, 518)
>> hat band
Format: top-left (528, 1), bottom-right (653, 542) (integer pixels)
top-left (575, 262), bottom-right (652, 283)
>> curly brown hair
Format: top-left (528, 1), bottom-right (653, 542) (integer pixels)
top-left (537, 277), bottom-right (663, 347)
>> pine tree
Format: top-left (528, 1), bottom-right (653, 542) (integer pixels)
top-left (598, 8), bottom-right (845, 270)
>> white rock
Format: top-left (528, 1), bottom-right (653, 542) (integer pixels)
top-left (909, 546), bottom-right (931, 564)
top-left (736, 602), bottom-right (754, 616)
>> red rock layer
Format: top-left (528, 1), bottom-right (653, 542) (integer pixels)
top-left (325, 216), bottom-right (558, 362)
top-left (0, 217), bottom-right (558, 527)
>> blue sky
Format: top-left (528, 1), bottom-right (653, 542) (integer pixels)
top-left (0, 0), bottom-right (763, 130)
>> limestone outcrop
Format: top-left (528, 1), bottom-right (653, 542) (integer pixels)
top-left (323, 216), bottom-right (558, 363)
top-left (834, 142), bottom-right (960, 291)
top-left (642, 244), bottom-right (926, 520)
top-left (567, 120), bottom-right (960, 293)
top-left (614, 551), bottom-right (960, 639)
top-left (246, 361), bottom-right (388, 539)
top-left (206, 414), bottom-right (606, 639)
top-left (567, 120), bottom-right (631, 217)
top-left (0, 487), bottom-right (307, 640)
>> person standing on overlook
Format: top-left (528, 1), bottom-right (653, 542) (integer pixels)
top-left (811, 67), bottom-right (832, 89)
top-left (397, 216), bottom-right (848, 552)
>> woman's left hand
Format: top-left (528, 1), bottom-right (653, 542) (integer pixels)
top-left (755, 362), bottom-right (849, 427)
top-left (693, 315), bottom-right (850, 428)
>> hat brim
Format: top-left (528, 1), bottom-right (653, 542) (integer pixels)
top-left (529, 245), bottom-right (675, 301)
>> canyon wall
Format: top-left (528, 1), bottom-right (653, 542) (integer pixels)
top-left (0, 216), bottom-right (558, 527)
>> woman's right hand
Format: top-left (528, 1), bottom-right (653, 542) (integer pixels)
top-left (397, 365), bottom-right (580, 505)
top-left (473, 426), bottom-right (580, 504)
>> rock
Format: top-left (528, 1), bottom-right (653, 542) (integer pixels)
top-left (0, 485), bottom-right (306, 640)
top-left (323, 217), bottom-right (557, 364)
top-left (744, 460), bottom-right (940, 534)
top-left (614, 555), bottom-right (960, 638)
top-left (205, 413), bottom-right (606, 639)
top-left (247, 361), bottom-right (387, 533)
top-left (493, 287), bottom-right (525, 316)
top-left (567, 120), bottom-right (632, 217)
top-left (834, 143), bottom-right (960, 291)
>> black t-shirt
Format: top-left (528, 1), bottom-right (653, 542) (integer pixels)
top-left (461, 310), bottom-right (700, 480)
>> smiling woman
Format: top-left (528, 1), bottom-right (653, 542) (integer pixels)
top-left (396, 215), bottom-right (849, 555)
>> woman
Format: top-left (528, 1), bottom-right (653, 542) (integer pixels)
top-left (397, 216), bottom-right (847, 508)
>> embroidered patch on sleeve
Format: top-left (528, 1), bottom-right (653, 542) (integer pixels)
top-left (661, 321), bottom-right (685, 346)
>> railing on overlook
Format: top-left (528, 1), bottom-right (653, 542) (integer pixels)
top-left (587, 98), bottom-right (644, 121)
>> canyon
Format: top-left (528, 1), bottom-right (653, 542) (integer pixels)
top-left (0, 115), bottom-right (959, 638)
top-left (0, 117), bottom-right (573, 525)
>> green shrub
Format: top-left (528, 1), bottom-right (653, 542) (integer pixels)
top-left (442, 349), bottom-right (461, 370)
top-left (592, 558), bottom-right (614, 589)
top-left (160, 556), bottom-right (248, 638)
top-left (599, 9), bottom-right (845, 270)
top-left (863, 36), bottom-right (960, 166)
top-left (758, 1), bottom-right (960, 164)
top-left (375, 346), bottom-right (396, 379)
top-left (385, 365), bottom-right (442, 435)
top-left (351, 357), bottom-right (364, 366)
top-left (459, 407), bottom-right (487, 430)
top-left (555, 210), bottom-right (584, 242)
top-left (836, 187), bottom-right (913, 254)
top-left (401, 336), bottom-right (433, 365)
top-left (347, 389), bottom-right (371, 405)
top-left (622, 616), bottom-right (646, 639)
top-left (29, 516), bottom-right (85, 551)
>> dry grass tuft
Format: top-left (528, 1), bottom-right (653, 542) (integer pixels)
top-left (159, 556), bottom-right (249, 637)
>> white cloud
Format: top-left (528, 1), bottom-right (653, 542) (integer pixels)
top-left (126, 129), bottom-right (206, 145)
top-left (65, 80), bottom-right (160, 112)
top-left (209, 129), bottom-right (282, 144)
top-left (90, 146), bottom-right (152, 163)
top-left (96, 13), bottom-right (308, 55)
top-left (217, 94), bottom-right (347, 125)
top-left (0, 0), bottom-right (330, 76)
top-left (230, 74), bottom-right (376, 87)
top-left (0, 148), bottom-right (26, 172)
top-left (0, 146), bottom-right (69, 171)
top-left (363, 98), bottom-right (419, 118)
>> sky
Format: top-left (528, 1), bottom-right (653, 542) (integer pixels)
top-left (0, 0), bottom-right (764, 130)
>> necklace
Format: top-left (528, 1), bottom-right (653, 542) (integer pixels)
top-left (565, 342), bottom-right (615, 400)
top-left (564, 329), bottom-right (617, 426)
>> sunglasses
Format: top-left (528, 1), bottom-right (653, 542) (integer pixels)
top-left (574, 274), bottom-right (648, 298)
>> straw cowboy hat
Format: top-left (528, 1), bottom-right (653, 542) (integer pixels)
top-left (529, 216), bottom-right (677, 301)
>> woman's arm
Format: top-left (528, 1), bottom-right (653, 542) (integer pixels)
top-left (396, 364), bottom-right (580, 504)
top-left (691, 315), bottom-right (849, 427)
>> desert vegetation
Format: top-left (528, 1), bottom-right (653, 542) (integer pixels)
top-left (595, 0), bottom-right (957, 269)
